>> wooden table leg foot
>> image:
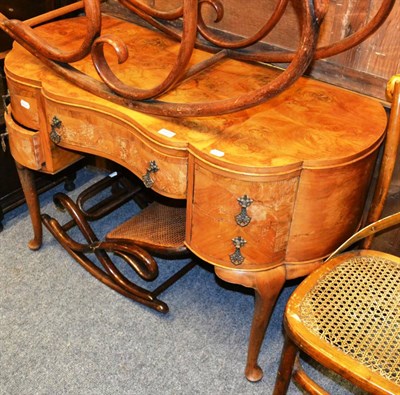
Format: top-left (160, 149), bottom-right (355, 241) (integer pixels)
top-left (27, 238), bottom-right (41, 251)
top-left (215, 265), bottom-right (286, 382)
top-left (245, 364), bottom-right (264, 382)
top-left (15, 162), bottom-right (42, 250)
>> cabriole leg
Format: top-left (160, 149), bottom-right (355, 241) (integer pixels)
top-left (215, 265), bottom-right (286, 382)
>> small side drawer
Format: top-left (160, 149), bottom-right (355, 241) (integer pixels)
top-left (6, 77), bottom-right (40, 130)
top-left (5, 109), bottom-right (43, 170)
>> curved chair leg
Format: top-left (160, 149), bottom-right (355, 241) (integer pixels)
top-left (42, 192), bottom-right (196, 313)
top-left (42, 213), bottom-right (169, 313)
top-left (76, 171), bottom-right (143, 221)
top-left (44, 213), bottom-right (169, 312)
top-left (41, 193), bottom-right (172, 313)
top-left (54, 193), bottom-right (158, 275)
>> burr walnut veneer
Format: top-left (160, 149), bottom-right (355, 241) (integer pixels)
top-left (4, 15), bottom-right (388, 381)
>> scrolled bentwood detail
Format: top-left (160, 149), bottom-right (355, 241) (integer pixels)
top-left (0, 0), bottom-right (393, 117)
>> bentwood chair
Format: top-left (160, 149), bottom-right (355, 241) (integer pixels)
top-left (273, 211), bottom-right (400, 394)
top-left (42, 170), bottom-right (195, 314)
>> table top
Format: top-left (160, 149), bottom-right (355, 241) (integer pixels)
top-left (5, 15), bottom-right (388, 173)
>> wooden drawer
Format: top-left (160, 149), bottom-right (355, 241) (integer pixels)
top-left (44, 99), bottom-right (188, 198)
top-left (5, 78), bottom-right (81, 175)
top-left (186, 157), bottom-right (300, 270)
top-left (5, 109), bottom-right (43, 170)
top-left (6, 77), bottom-right (40, 130)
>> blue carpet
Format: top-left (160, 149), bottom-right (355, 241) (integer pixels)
top-left (0, 167), bottom-right (364, 394)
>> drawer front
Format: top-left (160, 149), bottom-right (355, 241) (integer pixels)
top-left (6, 78), bottom-right (40, 130)
top-left (187, 159), bottom-right (299, 270)
top-left (44, 101), bottom-right (188, 198)
top-left (5, 109), bottom-right (43, 170)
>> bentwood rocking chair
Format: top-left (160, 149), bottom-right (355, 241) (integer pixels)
top-left (273, 211), bottom-right (400, 394)
top-left (42, 171), bottom-right (195, 314)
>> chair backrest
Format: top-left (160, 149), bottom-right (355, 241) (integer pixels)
top-left (327, 211), bottom-right (400, 260)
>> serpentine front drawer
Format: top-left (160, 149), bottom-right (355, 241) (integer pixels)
top-left (43, 97), bottom-right (188, 199)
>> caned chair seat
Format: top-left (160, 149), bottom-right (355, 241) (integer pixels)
top-left (273, 211), bottom-right (400, 395)
top-left (106, 201), bottom-right (187, 256)
top-left (292, 251), bottom-right (400, 392)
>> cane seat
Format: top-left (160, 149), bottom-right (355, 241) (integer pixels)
top-left (273, 212), bottom-right (400, 395)
top-left (106, 202), bottom-right (187, 256)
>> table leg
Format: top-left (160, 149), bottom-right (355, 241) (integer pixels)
top-left (215, 265), bottom-right (286, 382)
top-left (15, 161), bottom-right (42, 250)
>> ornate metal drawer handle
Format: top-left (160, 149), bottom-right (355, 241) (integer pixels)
top-left (230, 236), bottom-right (246, 266)
top-left (50, 116), bottom-right (62, 144)
top-left (235, 195), bottom-right (253, 227)
top-left (142, 160), bottom-right (159, 188)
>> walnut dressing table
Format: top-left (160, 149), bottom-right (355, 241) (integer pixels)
top-left (4, 14), bottom-right (388, 382)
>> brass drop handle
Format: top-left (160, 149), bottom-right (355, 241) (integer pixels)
top-left (50, 116), bottom-right (62, 144)
top-left (142, 160), bottom-right (159, 188)
top-left (230, 236), bottom-right (246, 266)
top-left (235, 195), bottom-right (253, 227)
